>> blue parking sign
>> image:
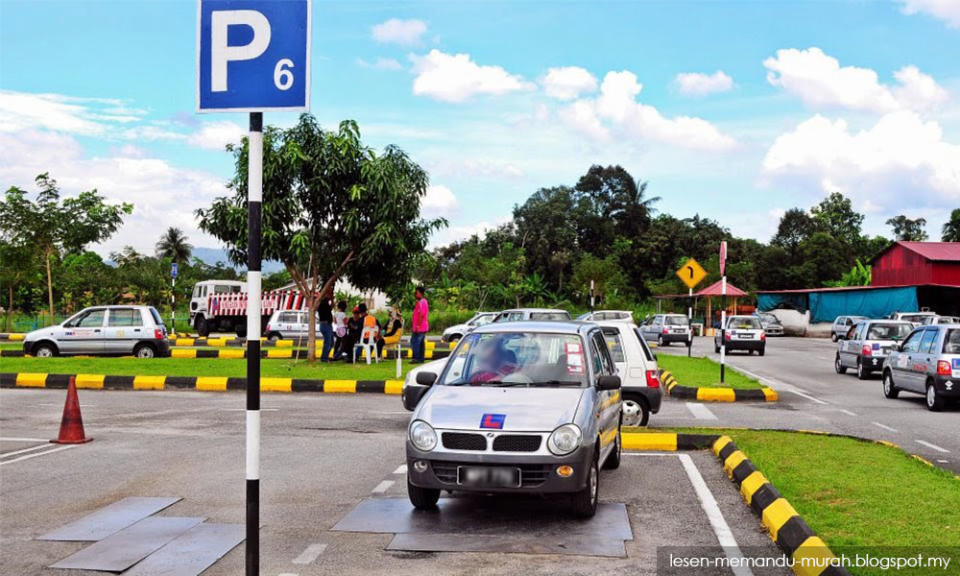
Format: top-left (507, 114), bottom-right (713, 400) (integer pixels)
top-left (197, 0), bottom-right (311, 112)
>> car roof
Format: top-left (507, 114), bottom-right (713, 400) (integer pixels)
top-left (500, 308), bottom-right (569, 313)
top-left (80, 305), bottom-right (153, 309)
top-left (472, 320), bottom-right (592, 336)
top-left (593, 320), bottom-right (638, 330)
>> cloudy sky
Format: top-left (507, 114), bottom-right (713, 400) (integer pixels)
top-left (2, 0), bottom-right (959, 257)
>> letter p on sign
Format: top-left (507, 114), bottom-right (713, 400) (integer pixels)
top-left (198, 0), bottom-right (311, 112)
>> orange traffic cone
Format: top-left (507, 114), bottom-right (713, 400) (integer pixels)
top-left (51, 376), bottom-right (92, 444)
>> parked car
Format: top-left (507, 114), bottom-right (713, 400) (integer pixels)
top-left (639, 314), bottom-right (692, 347)
top-left (835, 320), bottom-right (913, 380)
top-left (404, 321), bottom-right (622, 518)
top-left (889, 311), bottom-right (937, 327)
top-left (755, 312), bottom-right (784, 336)
top-left (714, 315), bottom-right (766, 355)
top-left (493, 308), bottom-right (571, 323)
top-left (577, 310), bottom-right (633, 322)
top-left (920, 315), bottom-right (960, 326)
top-left (831, 315), bottom-right (869, 342)
top-left (264, 309), bottom-right (318, 341)
top-left (441, 312), bottom-right (496, 343)
top-left (595, 320), bottom-right (660, 427)
top-left (22, 305), bottom-right (170, 358)
top-left (882, 324), bottom-right (960, 411)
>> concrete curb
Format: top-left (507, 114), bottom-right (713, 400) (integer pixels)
top-left (165, 336), bottom-right (450, 350)
top-left (659, 370), bottom-right (778, 402)
top-left (0, 333), bottom-right (25, 341)
top-left (0, 373), bottom-right (403, 394)
top-left (621, 432), bottom-right (719, 451)
top-left (0, 348), bottom-right (452, 361)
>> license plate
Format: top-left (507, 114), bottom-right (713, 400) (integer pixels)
top-left (457, 466), bottom-right (521, 487)
top-left (739, 334), bottom-right (754, 339)
top-left (673, 329), bottom-right (685, 334)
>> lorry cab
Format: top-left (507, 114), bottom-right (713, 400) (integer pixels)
top-left (189, 280), bottom-right (245, 336)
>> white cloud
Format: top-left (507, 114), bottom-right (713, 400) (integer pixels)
top-left (186, 121), bottom-right (245, 150)
top-left (422, 184), bottom-right (459, 218)
top-left (674, 71), bottom-right (734, 96)
top-left (0, 91), bottom-right (117, 135)
top-left (357, 57), bottom-right (404, 71)
top-left (764, 47), bottom-right (948, 113)
top-left (558, 99), bottom-right (609, 141)
top-left (372, 18), bottom-right (427, 46)
top-left (541, 67), bottom-right (598, 101)
top-left (762, 111), bottom-right (960, 214)
top-left (899, 0), bottom-right (960, 28)
top-left (410, 49), bottom-right (536, 102)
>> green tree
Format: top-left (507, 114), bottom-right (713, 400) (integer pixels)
top-left (0, 241), bottom-right (38, 330)
top-left (771, 208), bottom-right (815, 259)
top-left (810, 192), bottom-right (864, 247)
top-left (885, 215), bottom-right (928, 241)
top-left (198, 115), bottom-right (444, 360)
top-left (57, 251), bottom-right (119, 312)
top-left (156, 227), bottom-right (193, 264)
top-left (0, 174), bottom-right (131, 322)
top-left (941, 208), bottom-right (960, 242)
top-left (571, 254), bottom-right (630, 307)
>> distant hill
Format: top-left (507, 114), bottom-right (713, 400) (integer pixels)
top-left (192, 247), bottom-right (285, 274)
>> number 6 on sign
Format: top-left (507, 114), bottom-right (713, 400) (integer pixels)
top-left (198, 0), bottom-right (311, 112)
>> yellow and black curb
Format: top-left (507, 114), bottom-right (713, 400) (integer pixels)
top-left (0, 372), bottom-right (403, 394)
top-left (1, 348), bottom-right (452, 360)
top-left (621, 432), bottom-right (718, 451)
top-left (712, 435), bottom-right (849, 576)
top-left (166, 335), bottom-right (447, 346)
top-left (0, 333), bottom-right (25, 341)
top-left (659, 370), bottom-right (778, 402)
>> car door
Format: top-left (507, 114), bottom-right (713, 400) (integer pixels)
top-left (895, 329), bottom-right (926, 392)
top-left (913, 328), bottom-right (939, 390)
top-left (840, 322), bottom-right (863, 367)
top-left (60, 308), bottom-right (107, 354)
top-left (589, 331), bottom-right (619, 460)
top-left (103, 308), bottom-right (144, 354)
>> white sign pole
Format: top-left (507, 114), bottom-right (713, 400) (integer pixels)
top-left (245, 112), bottom-right (263, 576)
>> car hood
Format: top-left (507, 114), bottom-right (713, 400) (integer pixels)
top-left (442, 323), bottom-right (468, 335)
top-left (25, 327), bottom-right (59, 340)
top-left (417, 385), bottom-right (586, 432)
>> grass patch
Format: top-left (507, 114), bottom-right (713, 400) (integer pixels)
top-left (656, 355), bottom-right (762, 389)
top-left (624, 427), bottom-right (960, 575)
top-left (0, 356), bottom-right (409, 381)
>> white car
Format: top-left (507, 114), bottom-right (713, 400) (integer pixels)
top-left (595, 320), bottom-right (661, 427)
top-left (890, 311), bottom-right (937, 327)
top-left (441, 312), bottom-right (496, 343)
top-left (577, 310), bottom-right (633, 322)
top-left (714, 315), bottom-right (766, 356)
top-left (264, 309), bottom-right (319, 341)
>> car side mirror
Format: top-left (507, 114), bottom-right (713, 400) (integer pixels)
top-left (415, 372), bottom-right (438, 386)
top-left (596, 375), bottom-right (621, 391)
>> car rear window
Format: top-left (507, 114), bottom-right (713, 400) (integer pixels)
top-left (866, 323), bottom-right (912, 341)
top-left (108, 308), bottom-right (142, 327)
top-left (149, 307), bottom-right (164, 326)
top-left (665, 316), bottom-right (689, 326)
top-left (530, 312), bottom-right (571, 321)
top-left (728, 317), bottom-right (760, 330)
top-left (632, 328), bottom-right (655, 361)
top-left (944, 330), bottom-right (960, 354)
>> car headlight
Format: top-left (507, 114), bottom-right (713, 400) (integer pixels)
top-left (547, 424), bottom-right (582, 456)
top-left (409, 420), bottom-right (438, 452)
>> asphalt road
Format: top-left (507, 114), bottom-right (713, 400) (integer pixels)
top-left (1, 389), bottom-right (789, 576)
top-left (656, 336), bottom-right (960, 473)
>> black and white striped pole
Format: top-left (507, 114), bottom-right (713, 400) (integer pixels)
top-left (246, 111), bottom-right (263, 576)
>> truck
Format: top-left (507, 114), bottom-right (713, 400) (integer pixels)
top-left (188, 280), bottom-right (309, 337)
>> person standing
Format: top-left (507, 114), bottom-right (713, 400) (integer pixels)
top-left (333, 300), bottom-right (347, 358)
top-left (411, 286), bottom-right (429, 364)
top-left (317, 292), bottom-right (334, 362)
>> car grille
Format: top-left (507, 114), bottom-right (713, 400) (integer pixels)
top-left (430, 461), bottom-right (551, 487)
top-left (492, 434), bottom-right (542, 452)
top-left (441, 432), bottom-right (486, 451)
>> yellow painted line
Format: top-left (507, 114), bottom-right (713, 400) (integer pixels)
top-left (323, 380), bottom-right (356, 394)
top-left (265, 349), bottom-right (292, 359)
top-left (912, 454), bottom-right (934, 467)
top-left (17, 373), bottom-right (47, 388)
top-left (133, 375), bottom-right (165, 390)
top-left (171, 349), bottom-right (198, 359)
top-left (218, 348), bottom-right (244, 359)
top-left (175, 338), bottom-right (195, 346)
top-left (712, 435), bottom-right (733, 456)
top-left (75, 374), bottom-right (105, 389)
top-left (8, 334), bottom-right (25, 341)
top-left (622, 433), bottom-right (677, 451)
top-left (274, 340), bottom-right (293, 348)
top-left (761, 498), bottom-right (798, 541)
top-left (791, 537), bottom-right (836, 576)
top-left (196, 377), bottom-right (228, 392)
top-left (384, 379), bottom-right (403, 395)
top-left (739, 470), bottom-right (768, 506)
top-left (761, 387), bottom-right (779, 401)
top-left (722, 450), bottom-right (747, 477)
top-left (261, 378), bottom-right (292, 393)
top-left (877, 439), bottom-right (900, 449)
top-left (697, 387), bottom-right (737, 402)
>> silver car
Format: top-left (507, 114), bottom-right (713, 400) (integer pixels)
top-left (714, 315), bottom-right (766, 355)
top-left (640, 314), bottom-right (692, 347)
top-left (441, 312), bottom-right (496, 343)
top-left (596, 320), bottom-right (661, 427)
top-left (883, 324), bottom-right (960, 411)
top-left (831, 315), bottom-right (868, 342)
top-left (492, 308), bottom-right (571, 323)
top-left (22, 305), bottom-right (170, 358)
top-left (264, 309), bottom-right (318, 341)
top-left (404, 322), bottom-right (622, 518)
top-left (835, 320), bottom-right (912, 380)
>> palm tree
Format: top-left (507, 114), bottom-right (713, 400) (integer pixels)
top-left (155, 227), bottom-right (193, 264)
top-left (943, 209), bottom-right (960, 242)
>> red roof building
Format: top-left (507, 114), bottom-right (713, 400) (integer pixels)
top-left (870, 241), bottom-right (960, 287)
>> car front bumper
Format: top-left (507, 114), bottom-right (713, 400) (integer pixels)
top-left (406, 443), bottom-right (595, 494)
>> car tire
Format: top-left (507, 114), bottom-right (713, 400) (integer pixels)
top-left (267, 332), bottom-right (281, 342)
top-left (856, 360), bottom-right (869, 380)
top-left (831, 333), bottom-right (838, 343)
top-left (758, 346), bottom-right (765, 357)
top-left (602, 425), bottom-right (622, 470)
top-left (714, 342), bottom-right (720, 354)
top-left (571, 454), bottom-right (599, 518)
top-left (882, 371), bottom-right (899, 399)
top-left (32, 342), bottom-right (58, 358)
top-left (133, 343), bottom-right (156, 359)
top-left (195, 316), bottom-right (210, 337)
top-left (407, 478), bottom-right (440, 509)
top-left (621, 394), bottom-right (650, 427)
top-left (657, 335), bottom-right (665, 347)
top-left (926, 381), bottom-right (944, 412)
top-left (835, 354), bottom-right (847, 375)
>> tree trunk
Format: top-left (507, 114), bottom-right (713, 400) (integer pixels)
top-left (307, 296), bottom-right (318, 363)
top-left (6, 284), bottom-right (13, 332)
top-left (45, 247), bottom-right (54, 325)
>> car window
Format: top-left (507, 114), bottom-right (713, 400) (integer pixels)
top-left (919, 329), bottom-right (938, 354)
top-left (665, 316), bottom-right (689, 326)
top-left (632, 328), bottom-right (655, 361)
top-left (530, 312), bottom-right (570, 321)
top-left (214, 285), bottom-right (242, 294)
top-left (280, 311), bottom-right (297, 323)
top-left (438, 331), bottom-right (588, 387)
top-left (590, 332), bottom-right (615, 376)
top-left (108, 308), bottom-right (141, 327)
top-left (847, 324), bottom-right (860, 340)
top-left (944, 330), bottom-right (960, 354)
top-left (865, 323), bottom-right (912, 341)
top-left (901, 330), bottom-right (924, 353)
top-left (601, 328), bottom-right (625, 363)
top-left (76, 309), bottom-right (105, 328)
top-left (149, 307), bottom-right (163, 326)
top-left (729, 317), bottom-right (761, 330)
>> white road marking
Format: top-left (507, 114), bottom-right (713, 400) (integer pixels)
top-left (291, 543), bottom-right (327, 565)
top-left (731, 367), bottom-right (830, 405)
top-left (1, 444), bottom-right (56, 458)
top-left (686, 403), bottom-right (718, 420)
top-left (838, 409), bottom-right (857, 417)
top-left (0, 444), bottom-right (77, 466)
top-left (393, 464), bottom-right (407, 475)
top-left (677, 453), bottom-right (754, 576)
top-left (937, 459), bottom-right (949, 464)
top-left (872, 422), bottom-right (898, 433)
top-left (372, 480), bottom-right (395, 494)
top-left (916, 440), bottom-right (950, 454)
top-left (0, 437), bottom-right (50, 442)
top-left (788, 388), bottom-right (829, 405)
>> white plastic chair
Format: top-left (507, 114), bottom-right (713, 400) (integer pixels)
top-left (354, 326), bottom-right (380, 365)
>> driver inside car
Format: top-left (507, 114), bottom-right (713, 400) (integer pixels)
top-left (469, 337), bottom-right (518, 384)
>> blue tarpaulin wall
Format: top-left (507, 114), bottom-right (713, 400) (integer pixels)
top-left (759, 286), bottom-right (919, 323)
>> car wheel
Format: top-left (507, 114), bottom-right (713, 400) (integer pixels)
top-left (621, 395), bottom-right (650, 427)
top-left (602, 425), bottom-right (622, 470)
top-left (831, 333), bottom-right (838, 343)
top-left (407, 478), bottom-right (440, 509)
top-left (33, 342), bottom-right (58, 358)
top-left (856, 360), bottom-right (869, 380)
top-left (657, 335), bottom-right (665, 347)
top-left (749, 349), bottom-right (755, 355)
top-left (926, 381), bottom-right (944, 412)
top-left (714, 342), bottom-right (720, 354)
top-left (758, 346), bottom-right (766, 357)
top-left (835, 354), bottom-right (847, 375)
top-left (882, 371), bottom-right (899, 399)
top-left (134, 343), bottom-right (156, 359)
top-left (267, 332), bottom-right (281, 342)
top-left (571, 454), bottom-right (599, 518)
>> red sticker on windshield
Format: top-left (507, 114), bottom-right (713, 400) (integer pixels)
top-left (566, 342), bottom-right (584, 374)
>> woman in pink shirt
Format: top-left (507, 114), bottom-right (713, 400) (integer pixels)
top-left (410, 286), bottom-right (429, 363)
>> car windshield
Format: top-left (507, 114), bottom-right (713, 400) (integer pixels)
top-left (900, 314), bottom-right (931, 323)
top-left (665, 316), bottom-right (688, 326)
top-left (944, 330), bottom-right (960, 354)
top-left (728, 317), bottom-right (760, 330)
top-left (439, 331), bottom-right (588, 388)
top-left (758, 314), bottom-right (777, 324)
top-left (866, 323), bottom-right (912, 341)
